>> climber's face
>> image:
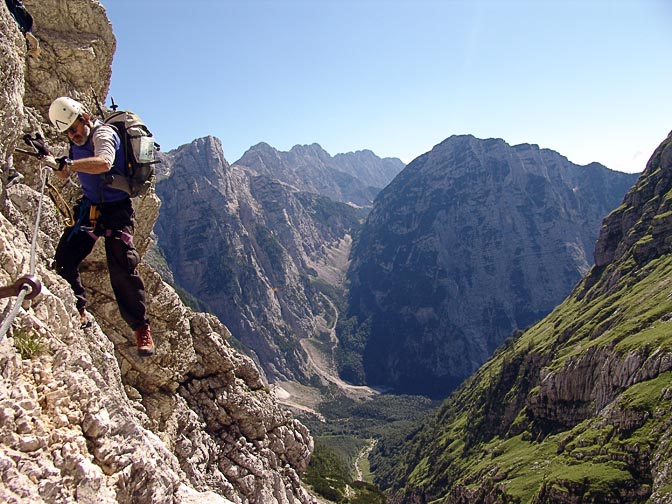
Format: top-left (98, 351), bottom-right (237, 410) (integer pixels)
top-left (66, 117), bottom-right (90, 147)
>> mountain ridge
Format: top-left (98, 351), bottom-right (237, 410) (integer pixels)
top-left (234, 141), bottom-right (404, 206)
top-left (342, 134), bottom-right (639, 397)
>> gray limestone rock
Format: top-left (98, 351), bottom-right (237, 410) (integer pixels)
top-left (346, 135), bottom-right (638, 397)
top-left (0, 2), bottom-right (315, 503)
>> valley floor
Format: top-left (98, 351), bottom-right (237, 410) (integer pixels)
top-left (272, 326), bottom-right (438, 503)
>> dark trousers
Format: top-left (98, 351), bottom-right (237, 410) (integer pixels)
top-left (5, 0), bottom-right (33, 34)
top-left (54, 198), bottom-right (150, 330)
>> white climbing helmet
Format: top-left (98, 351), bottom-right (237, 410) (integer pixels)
top-left (48, 96), bottom-right (84, 132)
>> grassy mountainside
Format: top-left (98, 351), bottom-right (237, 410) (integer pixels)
top-left (372, 132), bottom-right (672, 503)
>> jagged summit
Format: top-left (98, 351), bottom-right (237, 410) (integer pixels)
top-left (161, 136), bottom-right (230, 181)
top-left (235, 141), bottom-right (404, 206)
top-left (594, 131), bottom-right (672, 270)
top-left (289, 142), bottom-right (331, 155)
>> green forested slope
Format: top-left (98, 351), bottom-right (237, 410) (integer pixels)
top-left (372, 131), bottom-right (672, 503)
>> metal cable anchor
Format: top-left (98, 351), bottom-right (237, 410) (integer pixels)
top-left (0, 275), bottom-right (42, 300)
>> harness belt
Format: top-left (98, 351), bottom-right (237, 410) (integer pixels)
top-left (66, 199), bottom-right (133, 246)
top-left (67, 199), bottom-right (96, 241)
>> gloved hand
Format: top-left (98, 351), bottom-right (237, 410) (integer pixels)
top-left (55, 157), bottom-right (73, 171)
top-left (23, 133), bottom-right (51, 158)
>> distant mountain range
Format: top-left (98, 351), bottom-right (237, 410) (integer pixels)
top-left (235, 142), bottom-right (405, 206)
top-left (154, 135), bottom-right (638, 400)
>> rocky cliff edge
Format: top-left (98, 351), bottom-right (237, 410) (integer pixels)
top-left (0, 2), bottom-right (314, 503)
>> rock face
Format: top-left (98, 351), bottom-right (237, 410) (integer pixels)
top-left (593, 132), bottom-right (672, 271)
top-left (372, 131), bottom-right (672, 503)
top-left (344, 135), bottom-right (638, 397)
top-left (0, 2), bottom-right (314, 503)
top-left (234, 142), bottom-right (404, 206)
top-left (155, 137), bottom-right (363, 382)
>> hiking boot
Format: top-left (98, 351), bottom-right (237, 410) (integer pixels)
top-left (78, 308), bottom-right (92, 329)
top-left (134, 325), bottom-right (155, 357)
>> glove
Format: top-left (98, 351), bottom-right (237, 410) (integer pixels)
top-left (55, 157), bottom-right (73, 171)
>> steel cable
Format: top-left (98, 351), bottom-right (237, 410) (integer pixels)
top-left (0, 165), bottom-right (49, 341)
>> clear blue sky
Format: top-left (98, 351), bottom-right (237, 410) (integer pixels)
top-left (104, 0), bottom-right (671, 173)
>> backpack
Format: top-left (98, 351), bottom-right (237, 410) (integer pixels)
top-left (101, 109), bottom-right (160, 198)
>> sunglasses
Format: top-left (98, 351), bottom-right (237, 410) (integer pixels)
top-left (66, 117), bottom-right (82, 135)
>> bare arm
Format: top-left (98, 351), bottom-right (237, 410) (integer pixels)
top-left (53, 155), bottom-right (110, 179)
top-left (69, 156), bottom-right (111, 174)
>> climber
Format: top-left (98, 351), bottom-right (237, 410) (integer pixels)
top-left (45, 96), bottom-right (154, 357)
top-left (4, 0), bottom-right (40, 57)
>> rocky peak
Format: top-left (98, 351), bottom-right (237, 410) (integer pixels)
top-left (594, 131), bottom-right (672, 271)
top-left (235, 142), bottom-right (404, 206)
top-left (333, 149), bottom-right (405, 189)
top-left (288, 142), bottom-right (332, 162)
top-left (239, 141), bottom-right (283, 166)
top-left (163, 136), bottom-right (230, 182)
top-left (344, 134), bottom-right (638, 397)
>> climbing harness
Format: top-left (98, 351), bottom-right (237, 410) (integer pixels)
top-left (66, 200), bottom-right (132, 245)
top-left (0, 162), bottom-right (49, 342)
top-left (67, 199), bottom-right (100, 242)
